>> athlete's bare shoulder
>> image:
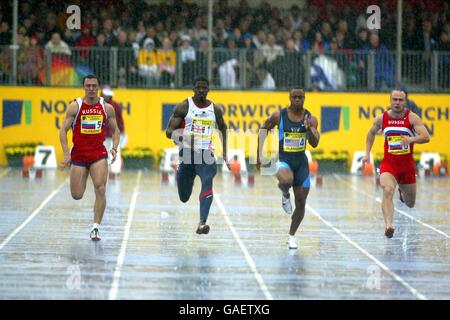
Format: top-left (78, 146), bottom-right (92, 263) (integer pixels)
top-left (104, 102), bottom-right (116, 115)
top-left (271, 109), bottom-right (281, 122)
top-left (171, 99), bottom-right (188, 118)
top-left (67, 100), bottom-right (79, 115)
top-left (408, 110), bottom-right (422, 123)
top-left (69, 99), bottom-right (78, 107)
top-left (261, 109), bottom-right (280, 130)
top-left (213, 103), bottom-right (225, 116)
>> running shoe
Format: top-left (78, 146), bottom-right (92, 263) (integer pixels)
top-left (287, 236), bottom-right (298, 249)
top-left (282, 194), bottom-right (293, 215)
top-left (385, 227), bottom-right (395, 238)
top-left (196, 224), bottom-right (210, 235)
top-left (90, 228), bottom-right (101, 241)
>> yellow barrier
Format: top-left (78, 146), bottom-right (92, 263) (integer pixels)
top-left (0, 87), bottom-right (449, 166)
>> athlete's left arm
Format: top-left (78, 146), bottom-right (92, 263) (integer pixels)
top-left (214, 104), bottom-right (231, 170)
top-left (402, 112), bottom-right (430, 146)
top-left (305, 114), bottom-right (320, 148)
top-left (106, 103), bottom-right (120, 163)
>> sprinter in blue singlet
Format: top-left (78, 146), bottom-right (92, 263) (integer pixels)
top-left (257, 88), bottom-right (320, 249)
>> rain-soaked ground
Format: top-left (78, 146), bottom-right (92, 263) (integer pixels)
top-left (0, 166), bottom-right (448, 300)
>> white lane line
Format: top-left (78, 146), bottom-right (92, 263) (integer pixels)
top-left (108, 170), bottom-right (142, 300)
top-left (215, 194), bottom-right (273, 300)
top-left (0, 177), bottom-right (69, 251)
top-left (333, 174), bottom-right (449, 238)
top-left (306, 203), bottom-right (428, 300)
top-left (0, 168), bottom-right (11, 179)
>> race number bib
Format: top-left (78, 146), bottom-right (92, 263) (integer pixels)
top-left (81, 115), bottom-right (103, 134)
top-left (191, 118), bottom-right (213, 136)
top-left (283, 132), bottom-right (306, 152)
top-left (387, 135), bottom-right (410, 155)
top-left (190, 118), bottom-right (214, 149)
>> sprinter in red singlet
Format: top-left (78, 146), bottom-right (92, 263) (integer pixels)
top-left (363, 89), bottom-right (430, 238)
top-left (59, 74), bottom-right (120, 241)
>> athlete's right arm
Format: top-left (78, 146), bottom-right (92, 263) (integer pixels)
top-left (165, 101), bottom-right (188, 145)
top-left (363, 114), bottom-right (383, 164)
top-left (59, 101), bottom-right (78, 168)
top-left (257, 111), bottom-right (280, 170)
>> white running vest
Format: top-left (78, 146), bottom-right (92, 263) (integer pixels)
top-left (182, 97), bottom-right (216, 150)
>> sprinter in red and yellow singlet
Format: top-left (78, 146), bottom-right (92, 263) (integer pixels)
top-left (59, 75), bottom-right (120, 241)
top-left (363, 89), bottom-right (430, 238)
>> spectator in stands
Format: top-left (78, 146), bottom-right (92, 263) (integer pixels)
top-left (261, 33), bottom-right (284, 64)
top-left (240, 32), bottom-right (259, 87)
top-left (142, 26), bottom-right (161, 48)
top-left (292, 30), bottom-right (310, 52)
top-left (232, 28), bottom-right (243, 46)
top-left (320, 22), bottom-right (333, 43)
top-left (195, 37), bottom-right (209, 78)
top-left (138, 37), bottom-right (159, 86)
top-left (356, 27), bottom-right (369, 49)
top-left (279, 19), bottom-right (294, 45)
top-left (89, 33), bottom-right (110, 85)
top-left (444, 23), bottom-right (450, 42)
top-left (180, 34), bottom-right (196, 86)
top-left (213, 18), bottom-right (228, 44)
top-left (18, 34), bottom-right (42, 84)
top-left (0, 34), bottom-right (35, 84)
top-left (192, 16), bottom-right (208, 44)
top-left (271, 38), bottom-right (304, 89)
top-left (362, 32), bottom-right (396, 89)
top-left (436, 31), bottom-right (450, 88)
top-left (0, 21), bottom-right (12, 45)
top-left (127, 30), bottom-right (140, 59)
top-left (116, 30), bottom-right (137, 86)
top-left (335, 31), bottom-right (347, 51)
top-left (336, 20), bottom-right (355, 49)
top-left (252, 30), bottom-right (267, 50)
top-left (286, 5), bottom-right (303, 31)
top-left (76, 24), bottom-right (96, 62)
top-left (218, 36), bottom-right (240, 88)
top-left (237, 14), bottom-right (252, 37)
top-left (90, 18), bottom-right (100, 38)
top-left (32, 25), bottom-right (47, 48)
top-left (311, 31), bottom-right (329, 54)
top-left (300, 20), bottom-right (313, 43)
top-left (257, 65), bottom-right (276, 89)
top-left (135, 21), bottom-right (147, 45)
top-left (168, 30), bottom-right (180, 49)
top-left (45, 32), bottom-right (71, 56)
top-left (403, 16), bottom-right (421, 50)
top-left (328, 37), bottom-right (345, 68)
top-left (154, 21), bottom-right (168, 46)
top-left (43, 13), bottom-right (62, 44)
top-left (102, 19), bottom-right (116, 47)
top-left (63, 28), bottom-right (80, 48)
top-left (157, 37), bottom-right (176, 87)
top-left (213, 26), bottom-right (227, 49)
top-left (419, 19), bottom-right (437, 82)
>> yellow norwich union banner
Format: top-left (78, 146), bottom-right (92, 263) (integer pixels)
top-left (0, 87), bottom-right (449, 165)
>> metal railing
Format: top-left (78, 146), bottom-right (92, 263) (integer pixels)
top-left (0, 45), bottom-right (449, 92)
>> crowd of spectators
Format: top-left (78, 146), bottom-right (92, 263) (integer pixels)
top-left (0, 0), bottom-right (449, 89)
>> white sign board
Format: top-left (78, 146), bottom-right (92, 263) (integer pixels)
top-left (419, 152), bottom-right (440, 170)
top-left (351, 151), bottom-right (374, 174)
top-left (160, 148), bottom-right (179, 172)
top-left (34, 145), bottom-right (58, 169)
top-left (223, 149), bottom-right (247, 173)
